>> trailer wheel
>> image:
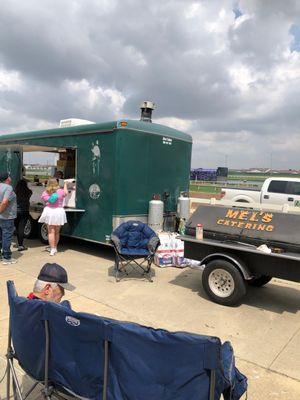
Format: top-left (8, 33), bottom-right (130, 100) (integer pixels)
top-left (248, 275), bottom-right (272, 287)
top-left (23, 217), bottom-right (38, 239)
top-left (38, 223), bottom-right (48, 244)
top-left (202, 260), bottom-right (247, 306)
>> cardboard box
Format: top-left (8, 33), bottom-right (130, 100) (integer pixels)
top-left (154, 232), bottom-right (187, 267)
top-left (57, 160), bottom-right (68, 167)
top-left (57, 160), bottom-right (75, 167)
top-left (59, 152), bottom-right (68, 161)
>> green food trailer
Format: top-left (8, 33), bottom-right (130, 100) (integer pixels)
top-left (0, 118), bottom-right (192, 244)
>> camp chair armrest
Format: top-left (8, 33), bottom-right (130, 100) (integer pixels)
top-left (111, 234), bottom-right (122, 252)
top-left (147, 236), bottom-right (160, 254)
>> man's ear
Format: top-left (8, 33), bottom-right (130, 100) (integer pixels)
top-left (43, 284), bottom-right (51, 294)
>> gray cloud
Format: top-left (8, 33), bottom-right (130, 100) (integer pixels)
top-left (0, 0), bottom-right (300, 168)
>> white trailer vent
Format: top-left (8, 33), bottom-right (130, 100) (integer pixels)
top-left (59, 118), bottom-right (95, 128)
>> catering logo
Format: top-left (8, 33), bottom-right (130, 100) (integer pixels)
top-left (217, 209), bottom-right (274, 232)
top-left (89, 183), bottom-right (101, 199)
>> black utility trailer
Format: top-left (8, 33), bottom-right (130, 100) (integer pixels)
top-left (181, 204), bottom-right (300, 306)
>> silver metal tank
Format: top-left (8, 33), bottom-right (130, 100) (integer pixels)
top-left (148, 199), bottom-right (164, 232)
top-left (177, 195), bottom-right (190, 221)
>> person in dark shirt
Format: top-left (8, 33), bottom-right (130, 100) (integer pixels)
top-left (54, 170), bottom-right (64, 180)
top-left (27, 262), bottom-right (75, 303)
top-left (14, 179), bottom-right (32, 251)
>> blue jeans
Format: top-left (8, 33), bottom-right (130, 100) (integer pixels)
top-left (0, 219), bottom-right (15, 260)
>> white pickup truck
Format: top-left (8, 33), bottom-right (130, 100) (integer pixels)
top-left (221, 177), bottom-right (300, 206)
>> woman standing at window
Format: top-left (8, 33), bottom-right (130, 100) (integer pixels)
top-left (39, 178), bottom-right (68, 256)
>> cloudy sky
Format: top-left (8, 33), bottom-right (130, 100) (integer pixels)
top-left (1, 0), bottom-right (300, 169)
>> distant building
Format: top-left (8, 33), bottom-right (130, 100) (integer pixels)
top-left (233, 168), bottom-right (300, 175)
top-left (24, 164), bottom-right (56, 177)
top-left (190, 167), bottom-right (228, 181)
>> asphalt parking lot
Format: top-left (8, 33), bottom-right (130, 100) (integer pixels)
top-left (0, 238), bottom-right (299, 399)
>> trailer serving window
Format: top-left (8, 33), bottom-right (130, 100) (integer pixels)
top-left (21, 145), bottom-right (77, 209)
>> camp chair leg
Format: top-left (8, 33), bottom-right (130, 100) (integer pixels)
top-left (42, 320), bottom-right (54, 400)
top-left (209, 369), bottom-right (216, 400)
top-left (115, 262), bottom-right (120, 282)
top-left (6, 358), bottom-right (11, 400)
top-left (23, 381), bottom-right (40, 400)
top-left (147, 272), bottom-right (153, 283)
top-left (115, 257), bottom-right (131, 282)
top-left (115, 253), bottom-right (154, 282)
top-left (13, 377), bottom-right (18, 400)
top-left (102, 340), bottom-right (109, 400)
top-left (142, 257), bottom-right (153, 282)
top-left (144, 264), bottom-right (153, 282)
top-left (6, 332), bottom-right (24, 400)
top-left (8, 358), bottom-right (23, 400)
top-left (115, 257), bottom-right (122, 282)
top-left (7, 321), bottom-right (12, 400)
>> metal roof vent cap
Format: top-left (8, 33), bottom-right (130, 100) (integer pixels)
top-left (140, 101), bottom-right (155, 123)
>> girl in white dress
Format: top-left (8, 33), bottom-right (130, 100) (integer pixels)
top-left (39, 179), bottom-right (68, 256)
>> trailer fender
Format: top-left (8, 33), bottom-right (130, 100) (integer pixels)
top-left (200, 253), bottom-right (253, 280)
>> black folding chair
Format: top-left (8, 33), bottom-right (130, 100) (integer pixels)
top-left (110, 220), bottom-right (160, 282)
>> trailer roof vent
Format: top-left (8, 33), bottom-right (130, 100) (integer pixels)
top-left (140, 101), bottom-right (155, 123)
top-left (59, 118), bottom-right (95, 128)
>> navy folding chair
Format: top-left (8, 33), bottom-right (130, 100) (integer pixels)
top-left (6, 280), bottom-right (247, 400)
top-left (110, 220), bottom-right (160, 282)
top-left (44, 301), bottom-right (111, 399)
top-left (6, 281), bottom-right (49, 400)
top-left (6, 280), bottom-right (110, 400)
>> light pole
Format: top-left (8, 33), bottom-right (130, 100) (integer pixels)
top-left (270, 152), bottom-right (273, 174)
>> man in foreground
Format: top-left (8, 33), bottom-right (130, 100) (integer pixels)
top-left (28, 262), bottom-right (75, 303)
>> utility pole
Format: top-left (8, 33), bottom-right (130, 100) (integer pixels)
top-left (270, 152), bottom-right (273, 174)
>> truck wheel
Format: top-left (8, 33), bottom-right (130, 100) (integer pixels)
top-left (38, 223), bottom-right (48, 244)
top-left (202, 260), bottom-right (247, 306)
top-left (23, 217), bottom-right (38, 239)
top-left (248, 275), bottom-right (272, 287)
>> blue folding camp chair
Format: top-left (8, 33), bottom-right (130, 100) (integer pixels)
top-left (6, 280), bottom-right (247, 400)
top-left (6, 280), bottom-right (110, 400)
top-left (6, 281), bottom-right (47, 400)
top-left (110, 220), bottom-right (160, 282)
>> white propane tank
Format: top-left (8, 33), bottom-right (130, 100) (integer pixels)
top-left (177, 195), bottom-right (190, 221)
top-left (148, 199), bottom-right (164, 232)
